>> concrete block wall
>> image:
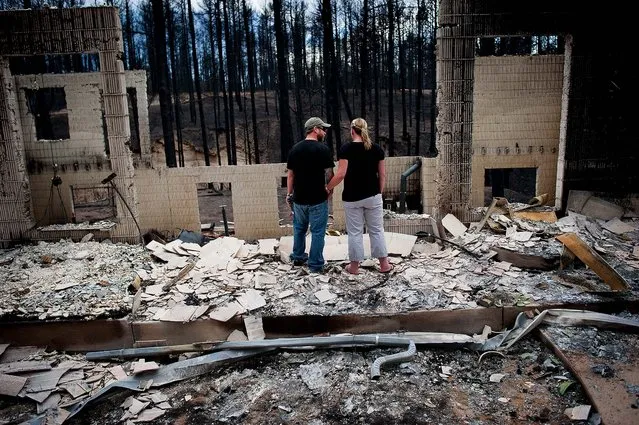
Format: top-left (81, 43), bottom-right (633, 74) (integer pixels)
top-left (421, 157), bottom-right (437, 215)
top-left (0, 59), bottom-right (33, 243)
top-left (125, 71), bottom-right (152, 164)
top-left (15, 71), bottom-right (150, 167)
top-left (134, 156), bottom-right (437, 241)
top-left (28, 168), bottom-right (113, 227)
top-left (136, 164), bottom-right (290, 240)
top-left (12, 71), bottom-right (150, 242)
top-left (471, 55), bottom-right (563, 207)
top-left (0, 7), bottom-right (140, 245)
top-left (15, 74), bottom-right (106, 165)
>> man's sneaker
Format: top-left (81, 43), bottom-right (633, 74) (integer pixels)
top-left (293, 259), bottom-right (306, 266)
top-left (309, 266), bottom-right (326, 274)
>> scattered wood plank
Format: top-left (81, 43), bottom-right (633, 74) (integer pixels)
top-left (492, 247), bottom-right (559, 271)
top-left (556, 233), bottom-right (630, 292)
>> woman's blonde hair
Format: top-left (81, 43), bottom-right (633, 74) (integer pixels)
top-left (351, 118), bottom-right (372, 150)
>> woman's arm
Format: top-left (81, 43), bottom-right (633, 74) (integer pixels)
top-left (378, 160), bottom-right (386, 194)
top-left (326, 159), bottom-right (348, 192)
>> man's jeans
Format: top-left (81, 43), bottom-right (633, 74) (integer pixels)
top-left (290, 201), bottom-right (328, 272)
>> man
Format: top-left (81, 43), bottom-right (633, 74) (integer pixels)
top-left (286, 117), bottom-right (335, 273)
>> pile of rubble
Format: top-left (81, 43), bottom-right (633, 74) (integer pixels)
top-left (1, 191), bottom-right (638, 424)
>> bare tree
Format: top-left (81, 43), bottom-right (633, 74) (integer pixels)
top-left (151, 0), bottom-right (176, 167)
top-left (243, 0), bottom-right (260, 163)
top-left (187, 0), bottom-right (210, 165)
top-left (360, 0), bottom-right (369, 118)
top-left (222, 0), bottom-right (238, 165)
top-left (180, 0), bottom-right (197, 124)
top-left (124, 0), bottom-right (137, 69)
top-left (415, 0), bottom-right (424, 156)
top-left (273, 0), bottom-right (293, 161)
top-left (215, 0), bottom-right (232, 165)
top-left (386, 0), bottom-right (395, 157)
top-left (321, 0), bottom-right (341, 156)
top-left (166, 0), bottom-right (184, 166)
top-left (205, 0), bottom-right (222, 165)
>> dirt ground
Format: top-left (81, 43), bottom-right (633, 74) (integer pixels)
top-left (58, 337), bottom-right (591, 425)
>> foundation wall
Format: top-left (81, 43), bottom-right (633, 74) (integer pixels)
top-left (471, 55), bottom-right (563, 206)
top-left (134, 156), bottom-right (437, 241)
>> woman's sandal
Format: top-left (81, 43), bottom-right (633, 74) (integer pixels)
top-left (344, 263), bottom-right (360, 275)
top-left (379, 264), bottom-right (394, 274)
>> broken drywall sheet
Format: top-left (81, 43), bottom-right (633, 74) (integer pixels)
top-left (279, 232), bottom-right (417, 261)
top-left (442, 213), bottom-right (468, 237)
top-left (197, 237), bottom-right (245, 270)
top-left (602, 217), bottom-right (636, 235)
top-left (257, 239), bottom-right (279, 255)
top-left (244, 316), bottom-right (265, 341)
top-left (566, 191), bottom-right (625, 220)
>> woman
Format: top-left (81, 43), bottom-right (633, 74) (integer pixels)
top-left (325, 118), bottom-right (392, 274)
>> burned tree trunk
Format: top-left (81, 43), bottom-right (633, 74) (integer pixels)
top-left (415, 0), bottom-right (424, 156)
top-left (166, 1), bottom-right (184, 166)
top-left (205, 0), bottom-right (222, 165)
top-left (273, 0), bottom-right (293, 162)
top-left (215, 1), bottom-right (232, 165)
top-left (386, 0), bottom-right (395, 157)
top-left (222, 0), bottom-right (238, 165)
top-left (180, 0), bottom-right (197, 124)
top-left (187, 0), bottom-right (210, 166)
top-left (151, 0), bottom-right (176, 167)
top-left (321, 0), bottom-right (341, 156)
top-left (360, 0), bottom-right (369, 118)
top-left (243, 0), bottom-right (260, 163)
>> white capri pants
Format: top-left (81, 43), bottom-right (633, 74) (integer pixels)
top-left (343, 193), bottom-right (388, 262)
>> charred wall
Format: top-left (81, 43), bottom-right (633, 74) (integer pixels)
top-left (0, 7), bottom-right (140, 243)
top-left (436, 0), bottom-right (635, 221)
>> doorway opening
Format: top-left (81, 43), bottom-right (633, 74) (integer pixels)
top-left (484, 168), bottom-right (537, 205)
top-left (197, 182), bottom-right (233, 235)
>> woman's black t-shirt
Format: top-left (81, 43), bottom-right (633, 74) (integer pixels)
top-left (337, 141), bottom-right (385, 202)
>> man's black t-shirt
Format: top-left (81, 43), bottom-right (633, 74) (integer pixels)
top-left (337, 141), bottom-right (385, 202)
top-left (287, 139), bottom-right (334, 205)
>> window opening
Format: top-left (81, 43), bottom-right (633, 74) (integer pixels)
top-left (198, 182), bottom-right (234, 236)
top-left (25, 87), bottom-right (70, 140)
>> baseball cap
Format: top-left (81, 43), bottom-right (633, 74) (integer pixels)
top-left (304, 117), bottom-right (331, 133)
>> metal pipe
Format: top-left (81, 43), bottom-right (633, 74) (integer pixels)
top-left (220, 204), bottom-right (229, 236)
top-left (101, 173), bottom-right (143, 244)
top-left (370, 339), bottom-right (416, 379)
top-left (86, 335), bottom-right (416, 361)
top-left (399, 157), bottom-right (422, 213)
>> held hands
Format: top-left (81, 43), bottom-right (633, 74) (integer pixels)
top-left (325, 185), bottom-right (334, 197)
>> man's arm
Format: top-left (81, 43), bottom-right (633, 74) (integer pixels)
top-left (287, 169), bottom-right (295, 207)
top-left (287, 169), bottom-right (294, 194)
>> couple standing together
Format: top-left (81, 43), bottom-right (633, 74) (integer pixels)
top-left (286, 116), bottom-right (393, 275)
